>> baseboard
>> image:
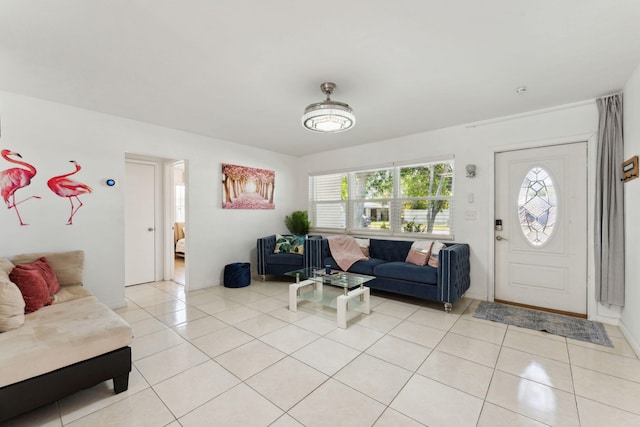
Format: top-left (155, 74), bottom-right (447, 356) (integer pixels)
top-left (589, 312), bottom-right (621, 326)
top-left (463, 291), bottom-right (486, 301)
top-left (618, 322), bottom-right (640, 358)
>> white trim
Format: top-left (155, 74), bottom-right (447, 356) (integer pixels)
top-left (464, 290), bottom-right (487, 301)
top-left (619, 321), bottom-right (640, 358)
top-left (308, 155), bottom-right (455, 176)
top-left (392, 155), bottom-right (455, 168)
top-left (166, 159), bottom-right (189, 291)
top-left (309, 164), bottom-right (390, 177)
top-left (163, 162), bottom-right (176, 283)
top-left (466, 99), bottom-right (596, 129)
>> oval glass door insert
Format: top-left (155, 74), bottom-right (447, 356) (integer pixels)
top-left (518, 167), bottom-right (557, 246)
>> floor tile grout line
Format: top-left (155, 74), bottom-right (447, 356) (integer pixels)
top-left (45, 281), bottom-right (638, 426)
top-left (154, 284), bottom-right (604, 424)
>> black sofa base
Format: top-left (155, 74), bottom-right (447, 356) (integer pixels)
top-left (0, 346), bottom-right (132, 422)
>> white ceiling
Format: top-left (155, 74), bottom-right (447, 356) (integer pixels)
top-left (1, 1), bottom-right (639, 157)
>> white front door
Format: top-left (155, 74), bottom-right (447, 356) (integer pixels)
top-left (494, 142), bottom-right (587, 315)
top-left (125, 161), bottom-right (156, 286)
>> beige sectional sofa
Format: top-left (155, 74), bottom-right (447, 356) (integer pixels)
top-left (0, 250), bottom-right (134, 422)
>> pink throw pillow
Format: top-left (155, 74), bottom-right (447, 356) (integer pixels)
top-left (406, 249), bottom-right (429, 266)
top-left (9, 266), bottom-right (53, 313)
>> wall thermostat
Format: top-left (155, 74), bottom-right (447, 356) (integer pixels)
top-left (106, 179), bottom-right (117, 187)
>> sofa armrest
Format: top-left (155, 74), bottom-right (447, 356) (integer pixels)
top-left (303, 236), bottom-right (324, 270)
top-left (437, 243), bottom-right (470, 304)
top-left (256, 235), bottom-right (277, 275)
top-left (305, 238), bottom-right (333, 270)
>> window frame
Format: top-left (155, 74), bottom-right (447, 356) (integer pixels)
top-left (308, 157), bottom-right (455, 239)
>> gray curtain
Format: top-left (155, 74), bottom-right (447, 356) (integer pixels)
top-left (595, 94), bottom-right (625, 306)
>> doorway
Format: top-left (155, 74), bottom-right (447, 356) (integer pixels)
top-left (125, 155), bottom-right (186, 289)
top-left (170, 161), bottom-right (186, 286)
top-left (494, 142), bottom-right (588, 315)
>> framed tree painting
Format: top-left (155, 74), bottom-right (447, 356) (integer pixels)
top-left (222, 163), bottom-right (275, 209)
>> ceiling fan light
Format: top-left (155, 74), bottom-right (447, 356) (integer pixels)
top-left (302, 83), bottom-right (355, 133)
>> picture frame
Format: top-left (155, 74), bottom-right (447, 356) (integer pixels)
top-left (621, 155), bottom-right (638, 183)
top-left (221, 163), bottom-right (275, 209)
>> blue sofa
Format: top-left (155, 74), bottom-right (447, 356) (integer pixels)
top-left (305, 237), bottom-right (470, 312)
top-left (256, 235), bottom-right (321, 277)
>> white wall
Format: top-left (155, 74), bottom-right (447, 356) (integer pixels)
top-left (298, 101), bottom-right (604, 313)
top-left (622, 64), bottom-right (640, 354)
top-left (0, 91), bottom-right (299, 308)
top-left (4, 86), bottom-right (635, 340)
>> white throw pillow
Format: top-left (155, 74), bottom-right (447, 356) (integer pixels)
top-left (354, 238), bottom-right (370, 257)
top-left (428, 241), bottom-right (445, 267)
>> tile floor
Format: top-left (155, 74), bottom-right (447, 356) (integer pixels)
top-left (5, 278), bottom-right (640, 427)
top-left (173, 256), bottom-right (185, 286)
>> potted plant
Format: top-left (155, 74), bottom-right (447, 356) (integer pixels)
top-left (284, 210), bottom-right (310, 235)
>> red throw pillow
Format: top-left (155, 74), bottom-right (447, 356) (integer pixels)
top-left (9, 267), bottom-right (53, 313)
top-left (30, 257), bottom-right (62, 295)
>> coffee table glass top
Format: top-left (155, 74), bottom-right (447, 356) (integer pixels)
top-left (285, 267), bottom-right (374, 291)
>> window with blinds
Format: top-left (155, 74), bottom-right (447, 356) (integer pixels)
top-left (309, 173), bottom-right (347, 229)
top-left (309, 158), bottom-right (455, 238)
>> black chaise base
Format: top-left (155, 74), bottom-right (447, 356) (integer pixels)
top-left (0, 346), bottom-right (131, 422)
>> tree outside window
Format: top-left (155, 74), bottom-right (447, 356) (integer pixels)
top-left (399, 163), bottom-right (453, 234)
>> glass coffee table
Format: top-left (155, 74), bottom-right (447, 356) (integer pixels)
top-left (285, 267), bottom-right (374, 329)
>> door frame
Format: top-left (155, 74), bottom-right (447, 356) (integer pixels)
top-left (163, 160), bottom-right (188, 290)
top-left (488, 132), bottom-right (620, 322)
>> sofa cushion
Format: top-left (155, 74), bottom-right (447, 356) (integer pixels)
top-left (53, 286), bottom-right (93, 304)
top-left (347, 258), bottom-right (388, 276)
top-left (12, 250), bottom-right (84, 287)
top-left (0, 258), bottom-right (14, 276)
top-left (0, 268), bottom-right (25, 332)
top-left (374, 261), bottom-right (438, 285)
top-left (369, 239), bottom-right (413, 262)
top-left (266, 253), bottom-right (303, 266)
top-left (0, 295), bottom-right (133, 388)
top-left (9, 266), bottom-right (53, 313)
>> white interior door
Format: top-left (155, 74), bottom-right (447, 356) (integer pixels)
top-left (125, 161), bottom-right (156, 286)
top-left (494, 142), bottom-right (587, 315)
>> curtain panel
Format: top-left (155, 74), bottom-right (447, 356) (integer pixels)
top-left (595, 94), bottom-right (625, 306)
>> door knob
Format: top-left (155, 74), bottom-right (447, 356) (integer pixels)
top-left (496, 235), bottom-right (507, 241)
top-left (148, 227), bottom-right (154, 232)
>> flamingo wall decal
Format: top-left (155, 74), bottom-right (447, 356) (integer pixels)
top-left (0, 149), bottom-right (41, 226)
top-left (47, 160), bottom-right (92, 225)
